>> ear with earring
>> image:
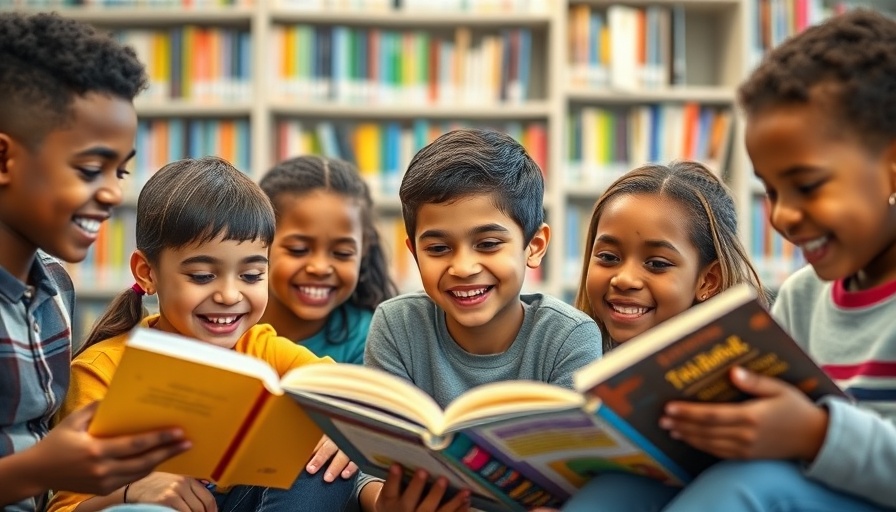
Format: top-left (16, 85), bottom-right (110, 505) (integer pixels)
top-left (700, 293), bottom-right (709, 301)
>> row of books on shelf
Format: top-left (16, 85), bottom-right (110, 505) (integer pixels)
top-left (105, 115), bottom-right (545, 201)
top-left (565, 103), bottom-right (733, 190)
top-left (126, 118), bottom-right (251, 196)
top-left (117, 27), bottom-right (252, 103)
top-left (750, 0), bottom-right (894, 67)
top-left (277, 0), bottom-right (549, 12)
top-left (7, 0), bottom-right (252, 6)
top-left (8, 0), bottom-right (547, 11)
top-left (568, 3), bottom-right (686, 90)
top-left (276, 118), bottom-right (547, 197)
top-left (118, 105), bottom-right (724, 200)
top-left (270, 25), bottom-right (534, 105)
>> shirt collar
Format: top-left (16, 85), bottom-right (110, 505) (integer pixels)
top-left (0, 256), bottom-right (57, 303)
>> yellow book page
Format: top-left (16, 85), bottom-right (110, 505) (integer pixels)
top-left (219, 393), bottom-right (322, 489)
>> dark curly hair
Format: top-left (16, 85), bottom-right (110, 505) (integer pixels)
top-left (0, 11), bottom-right (147, 148)
top-left (738, 9), bottom-right (896, 152)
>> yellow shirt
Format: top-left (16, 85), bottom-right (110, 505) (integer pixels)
top-left (48, 315), bottom-right (331, 512)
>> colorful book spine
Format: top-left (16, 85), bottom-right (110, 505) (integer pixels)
top-left (272, 24), bottom-right (535, 104)
top-left (275, 118), bottom-right (548, 200)
top-left (566, 103), bottom-right (732, 193)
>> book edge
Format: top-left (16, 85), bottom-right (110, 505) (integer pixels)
top-left (573, 283), bottom-right (758, 392)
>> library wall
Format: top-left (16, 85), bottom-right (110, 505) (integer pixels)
top-left (4, 0), bottom-right (892, 340)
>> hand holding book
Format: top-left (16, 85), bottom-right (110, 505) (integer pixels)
top-left (659, 365), bottom-right (833, 462)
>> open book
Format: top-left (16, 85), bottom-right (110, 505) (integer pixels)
top-left (87, 328), bottom-right (323, 489)
top-left (282, 364), bottom-right (603, 511)
top-left (280, 283), bottom-right (846, 511)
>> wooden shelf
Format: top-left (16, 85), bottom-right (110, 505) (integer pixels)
top-left (566, 86), bottom-right (735, 104)
top-left (44, 6), bottom-right (254, 24)
top-left (568, 0), bottom-right (739, 9)
top-left (135, 101), bottom-right (252, 117)
top-left (269, 9), bottom-right (552, 27)
top-left (269, 101), bottom-right (553, 119)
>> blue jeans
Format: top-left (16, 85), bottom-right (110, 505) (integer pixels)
top-left (216, 469), bottom-right (356, 512)
top-left (561, 460), bottom-right (888, 512)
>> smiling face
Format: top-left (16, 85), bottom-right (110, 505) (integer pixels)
top-left (585, 193), bottom-right (715, 344)
top-left (264, 191), bottom-right (364, 341)
top-left (746, 101), bottom-right (896, 287)
top-left (410, 194), bottom-right (549, 353)
top-left (0, 92), bottom-right (136, 278)
top-left (134, 234), bottom-right (270, 349)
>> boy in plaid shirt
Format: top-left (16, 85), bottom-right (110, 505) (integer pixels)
top-left (0, 12), bottom-right (190, 511)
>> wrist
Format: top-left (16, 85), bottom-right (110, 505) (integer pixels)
top-left (801, 404), bottom-right (830, 462)
top-left (9, 444), bottom-right (50, 500)
top-left (359, 481), bottom-right (382, 512)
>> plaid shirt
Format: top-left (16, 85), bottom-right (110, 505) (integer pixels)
top-left (0, 252), bottom-right (73, 512)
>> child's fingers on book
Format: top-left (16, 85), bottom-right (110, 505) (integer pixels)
top-left (435, 487), bottom-right (470, 512)
top-left (379, 464), bottom-right (406, 501)
top-left (668, 426), bottom-right (757, 459)
top-left (307, 436), bottom-right (339, 474)
top-left (663, 401), bottom-right (752, 425)
top-left (126, 430), bottom-right (192, 458)
top-left (415, 477), bottom-right (449, 511)
top-left (64, 401), bottom-right (101, 430)
top-left (665, 414), bottom-right (758, 447)
top-left (400, 468), bottom-right (431, 508)
top-left (323, 450), bottom-right (355, 481)
top-left (341, 461), bottom-right (359, 479)
top-left (730, 366), bottom-right (793, 397)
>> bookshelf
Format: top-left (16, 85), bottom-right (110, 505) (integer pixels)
top-left (558, 0), bottom-right (745, 300)
top-left (5, 0), bottom-right (886, 339)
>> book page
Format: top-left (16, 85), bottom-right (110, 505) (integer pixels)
top-left (452, 407), bottom-right (686, 503)
top-left (281, 363), bottom-right (444, 431)
top-left (443, 381), bottom-right (584, 429)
